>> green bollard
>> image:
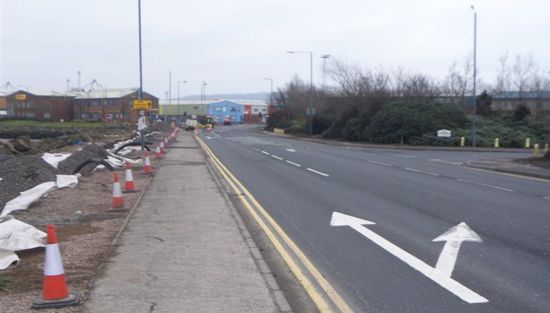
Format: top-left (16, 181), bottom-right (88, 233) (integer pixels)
top-left (494, 138), bottom-right (499, 148)
top-left (460, 136), bottom-right (465, 147)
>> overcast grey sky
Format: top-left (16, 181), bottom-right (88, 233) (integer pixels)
top-left (0, 0), bottom-right (549, 98)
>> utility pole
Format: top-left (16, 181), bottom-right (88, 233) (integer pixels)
top-left (471, 5), bottom-right (478, 147)
top-left (178, 80), bottom-right (187, 116)
top-left (168, 70), bottom-right (172, 106)
top-left (138, 0), bottom-right (143, 100)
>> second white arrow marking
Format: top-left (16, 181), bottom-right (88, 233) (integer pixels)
top-left (330, 212), bottom-right (488, 304)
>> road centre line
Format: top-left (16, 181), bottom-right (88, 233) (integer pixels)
top-left (261, 150), bottom-right (270, 155)
top-left (544, 196), bottom-right (550, 200)
top-left (368, 160), bottom-right (392, 167)
top-left (196, 136), bottom-right (352, 313)
top-left (286, 160), bottom-right (302, 167)
top-left (271, 155), bottom-right (284, 160)
top-left (456, 178), bottom-right (513, 192)
top-left (307, 168), bottom-right (331, 177)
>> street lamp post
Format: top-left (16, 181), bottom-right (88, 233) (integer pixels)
top-left (177, 80), bottom-right (187, 116)
top-left (287, 50), bottom-right (314, 135)
top-left (263, 77), bottom-right (273, 109)
top-left (201, 81), bottom-right (208, 106)
top-left (320, 54), bottom-right (331, 90)
top-left (471, 5), bottom-right (478, 147)
top-left (137, 0), bottom-right (144, 150)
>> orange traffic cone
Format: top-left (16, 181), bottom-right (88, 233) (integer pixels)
top-left (155, 145), bottom-right (163, 158)
top-left (123, 162), bottom-right (137, 193)
top-left (32, 225), bottom-right (80, 309)
top-left (112, 173), bottom-right (124, 208)
top-left (143, 151), bottom-right (154, 174)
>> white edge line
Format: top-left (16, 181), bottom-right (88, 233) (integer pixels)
top-left (307, 168), bottom-right (330, 177)
top-left (285, 160), bottom-right (302, 167)
top-left (456, 178), bottom-right (513, 192)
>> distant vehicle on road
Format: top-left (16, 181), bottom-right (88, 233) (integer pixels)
top-left (223, 116), bottom-right (232, 125)
top-left (183, 118), bottom-right (198, 130)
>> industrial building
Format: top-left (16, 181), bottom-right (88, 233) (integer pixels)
top-left (6, 90), bottom-right (74, 121)
top-left (208, 100), bottom-right (244, 124)
top-left (71, 88), bottom-right (159, 122)
top-left (3, 88), bottom-right (158, 123)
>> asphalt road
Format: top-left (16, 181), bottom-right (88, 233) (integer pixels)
top-left (200, 125), bottom-right (550, 313)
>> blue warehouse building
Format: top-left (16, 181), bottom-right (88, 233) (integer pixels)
top-left (208, 100), bottom-right (244, 124)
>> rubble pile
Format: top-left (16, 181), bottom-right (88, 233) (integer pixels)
top-left (0, 156), bottom-right (58, 208)
top-left (58, 145), bottom-right (110, 176)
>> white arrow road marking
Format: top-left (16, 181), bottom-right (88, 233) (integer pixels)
top-left (433, 222), bottom-right (482, 277)
top-left (330, 212), bottom-right (488, 304)
top-left (286, 148), bottom-right (296, 152)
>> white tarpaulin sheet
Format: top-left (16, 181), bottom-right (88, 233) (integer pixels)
top-left (0, 216), bottom-right (46, 270)
top-left (41, 152), bottom-right (71, 168)
top-left (56, 175), bottom-right (79, 188)
top-left (1, 182), bottom-right (57, 217)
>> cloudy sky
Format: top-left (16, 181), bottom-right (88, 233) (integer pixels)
top-left (0, 0), bottom-right (548, 98)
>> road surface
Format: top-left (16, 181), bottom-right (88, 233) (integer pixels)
top-left (200, 125), bottom-right (549, 313)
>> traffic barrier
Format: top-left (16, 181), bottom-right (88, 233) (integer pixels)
top-left (143, 151), bottom-right (154, 174)
top-left (155, 145), bottom-right (163, 158)
top-left (525, 138), bottom-right (531, 148)
top-left (494, 138), bottom-right (499, 148)
top-left (460, 136), bottom-right (465, 147)
top-left (534, 144), bottom-right (541, 158)
top-left (32, 224), bottom-right (80, 309)
top-left (123, 162), bottom-right (137, 193)
top-left (164, 137), bottom-right (170, 148)
top-left (112, 173), bottom-right (124, 209)
top-left (160, 141), bottom-right (166, 154)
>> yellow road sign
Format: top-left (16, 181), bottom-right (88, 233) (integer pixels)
top-left (133, 99), bottom-right (152, 110)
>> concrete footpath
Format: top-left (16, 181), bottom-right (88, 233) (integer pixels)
top-left (85, 131), bottom-right (290, 313)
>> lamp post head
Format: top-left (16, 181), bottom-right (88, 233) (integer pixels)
top-left (287, 51), bottom-right (295, 54)
top-left (321, 54), bottom-right (331, 59)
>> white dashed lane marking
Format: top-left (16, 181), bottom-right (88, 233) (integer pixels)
top-left (271, 155), bottom-right (283, 160)
top-left (261, 150), bottom-right (270, 155)
top-left (307, 168), bottom-right (330, 177)
top-left (368, 160), bottom-right (392, 167)
top-left (286, 160), bottom-right (302, 167)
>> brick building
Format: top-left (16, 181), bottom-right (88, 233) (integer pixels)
top-left (72, 89), bottom-right (159, 123)
top-left (6, 90), bottom-right (74, 121)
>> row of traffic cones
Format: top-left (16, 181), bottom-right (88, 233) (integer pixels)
top-left (31, 132), bottom-right (181, 309)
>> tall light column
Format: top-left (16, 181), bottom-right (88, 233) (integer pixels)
top-left (177, 80), bottom-right (187, 116)
top-left (471, 5), bottom-right (478, 147)
top-left (287, 50), bottom-right (314, 135)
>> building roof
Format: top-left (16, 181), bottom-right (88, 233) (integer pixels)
top-left (70, 88), bottom-right (139, 99)
top-left (493, 91), bottom-right (550, 99)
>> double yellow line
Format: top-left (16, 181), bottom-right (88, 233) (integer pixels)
top-left (195, 135), bottom-right (354, 313)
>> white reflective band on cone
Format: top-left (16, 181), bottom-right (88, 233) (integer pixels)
top-left (125, 169), bottom-right (133, 181)
top-left (113, 183), bottom-right (122, 197)
top-left (44, 243), bottom-right (65, 276)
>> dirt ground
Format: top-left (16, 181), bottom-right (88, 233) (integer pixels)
top-left (0, 131), bottom-right (170, 313)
